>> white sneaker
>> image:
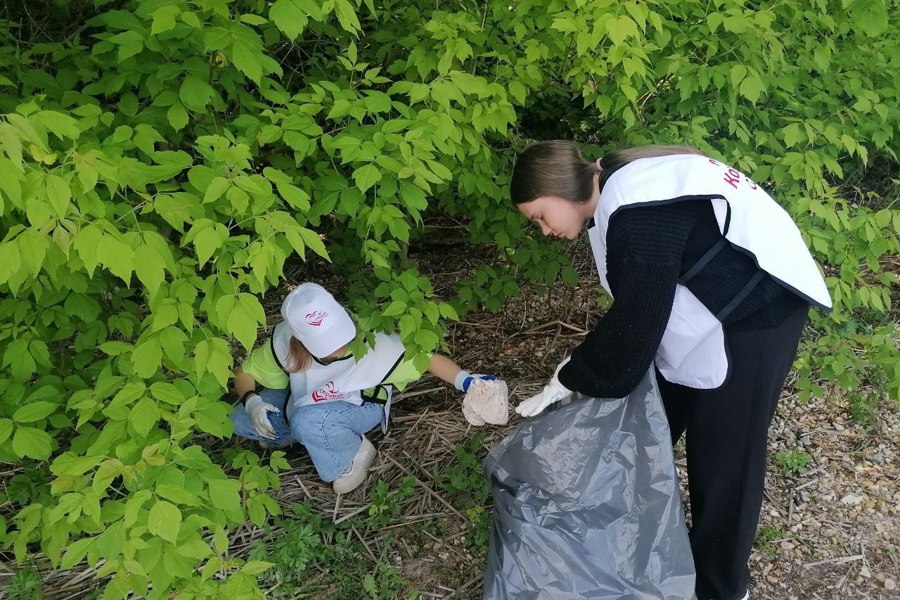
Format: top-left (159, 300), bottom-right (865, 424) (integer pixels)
top-left (332, 436), bottom-right (376, 495)
top-left (738, 592), bottom-right (749, 600)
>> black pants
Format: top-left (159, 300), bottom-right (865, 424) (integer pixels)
top-left (657, 303), bottom-right (809, 600)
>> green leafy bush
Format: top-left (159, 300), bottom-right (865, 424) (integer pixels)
top-left (0, 0), bottom-right (895, 597)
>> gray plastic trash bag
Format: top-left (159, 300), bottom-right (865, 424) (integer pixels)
top-left (483, 369), bottom-right (696, 599)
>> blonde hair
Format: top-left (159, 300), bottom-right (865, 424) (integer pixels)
top-left (510, 141), bottom-right (706, 205)
top-left (285, 337), bottom-right (312, 372)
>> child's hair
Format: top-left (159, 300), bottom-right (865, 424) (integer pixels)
top-left (285, 337), bottom-right (312, 372)
top-left (510, 141), bottom-right (706, 205)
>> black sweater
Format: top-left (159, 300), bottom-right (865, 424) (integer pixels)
top-left (557, 199), bottom-right (807, 398)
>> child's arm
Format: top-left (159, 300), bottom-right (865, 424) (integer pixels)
top-left (428, 354), bottom-right (496, 392)
top-left (233, 343), bottom-right (290, 398)
top-left (231, 354), bottom-right (285, 441)
top-left (427, 354), bottom-right (464, 387)
top-left (231, 366), bottom-right (257, 397)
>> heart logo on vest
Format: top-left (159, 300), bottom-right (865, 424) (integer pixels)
top-left (305, 311), bottom-right (327, 326)
top-left (311, 381), bottom-right (344, 402)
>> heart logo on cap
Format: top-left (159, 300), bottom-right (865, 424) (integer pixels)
top-left (305, 311), bottom-right (328, 326)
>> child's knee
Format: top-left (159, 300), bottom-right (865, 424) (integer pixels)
top-left (290, 409), bottom-right (326, 443)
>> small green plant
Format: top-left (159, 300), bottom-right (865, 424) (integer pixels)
top-left (368, 476), bottom-right (417, 528)
top-left (248, 503), bottom-right (326, 581)
top-left (776, 449), bottom-right (813, 476)
top-left (7, 567), bottom-right (43, 600)
top-left (361, 561), bottom-right (415, 600)
top-left (439, 433), bottom-right (492, 547)
top-left (847, 391), bottom-right (880, 430)
top-left (464, 505), bottom-right (492, 549)
top-left (755, 525), bottom-right (785, 559)
top-left (439, 432), bottom-right (491, 504)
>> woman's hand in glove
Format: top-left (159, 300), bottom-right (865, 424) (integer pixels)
top-left (244, 393), bottom-right (280, 439)
top-left (515, 357), bottom-right (573, 417)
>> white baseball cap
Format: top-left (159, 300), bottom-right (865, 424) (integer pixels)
top-left (281, 283), bottom-right (356, 358)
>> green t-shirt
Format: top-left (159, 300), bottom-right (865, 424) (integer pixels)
top-left (241, 341), bottom-right (424, 394)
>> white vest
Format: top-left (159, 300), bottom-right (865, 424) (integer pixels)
top-left (588, 155), bottom-right (831, 389)
top-left (271, 322), bottom-right (405, 423)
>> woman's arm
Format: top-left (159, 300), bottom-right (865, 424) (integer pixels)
top-left (557, 205), bottom-right (693, 397)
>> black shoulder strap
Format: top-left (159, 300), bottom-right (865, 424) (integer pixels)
top-left (271, 333), bottom-right (286, 370)
top-left (679, 238), bottom-right (728, 285)
top-left (716, 271), bottom-right (766, 321)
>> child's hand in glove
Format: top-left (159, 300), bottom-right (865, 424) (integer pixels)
top-left (244, 393), bottom-right (280, 439)
top-left (515, 357), bottom-right (573, 417)
top-left (454, 371), bottom-right (497, 392)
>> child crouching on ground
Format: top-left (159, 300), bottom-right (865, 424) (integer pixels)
top-left (230, 283), bottom-right (506, 495)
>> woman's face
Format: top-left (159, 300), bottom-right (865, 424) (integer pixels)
top-left (517, 195), bottom-right (589, 240)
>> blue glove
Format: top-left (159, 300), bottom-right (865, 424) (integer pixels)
top-left (454, 371), bottom-right (498, 392)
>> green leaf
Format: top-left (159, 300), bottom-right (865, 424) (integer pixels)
top-left (60, 536), bottom-right (96, 570)
top-left (192, 222), bottom-right (226, 264)
top-left (151, 6), bottom-right (180, 36)
top-left (32, 111), bottom-right (81, 140)
top-left (227, 293), bottom-right (265, 351)
top-left (26, 195), bottom-right (51, 228)
top-left (150, 382), bottom-right (186, 405)
top-left (207, 477), bottom-right (242, 515)
top-left (179, 76), bottom-right (213, 112)
top-left (124, 490), bottom-right (152, 528)
top-left (783, 123), bottom-right (804, 148)
top-left (147, 500), bottom-right (181, 543)
top-left (203, 177), bottom-right (231, 204)
top-left (167, 102), bottom-right (189, 131)
top-left (850, 0), bottom-right (889, 37)
top-left (275, 181), bottom-right (310, 211)
top-left (175, 537), bottom-right (212, 559)
top-left (98, 235), bottom-right (134, 284)
top-left (438, 302), bottom-right (458, 321)
top-left (722, 14), bottom-right (748, 33)
top-left (353, 164), bottom-right (382, 193)
top-left (298, 227), bottom-right (329, 260)
top-left (74, 224), bottom-right (102, 276)
top-left (334, 0), bottom-right (361, 34)
top-left (0, 242), bottom-right (20, 286)
top-left (241, 560), bottom-right (274, 575)
top-left (134, 243), bottom-right (166, 296)
top-left (508, 80), bottom-right (527, 104)
top-left (231, 40), bottom-right (263, 82)
top-left (270, 0), bottom-right (309, 40)
top-left (738, 71), bottom-right (765, 103)
top-left (13, 401), bottom-right (57, 423)
top-left (194, 338), bottom-right (232, 387)
top-left (155, 483), bottom-right (201, 507)
top-left (729, 64), bottom-right (747, 89)
top-left (132, 338), bottom-right (162, 379)
top-left (382, 300), bottom-right (406, 317)
top-left (0, 418), bottom-right (14, 445)
top-left (12, 426), bottom-right (53, 460)
top-left (113, 30), bottom-right (144, 62)
top-left (129, 397), bottom-right (161, 437)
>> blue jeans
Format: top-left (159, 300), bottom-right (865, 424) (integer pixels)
top-left (230, 388), bottom-right (384, 482)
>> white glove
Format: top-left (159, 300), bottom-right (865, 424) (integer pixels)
top-left (244, 393), bottom-right (279, 439)
top-left (454, 370), bottom-right (498, 392)
top-left (515, 357), bottom-right (572, 417)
